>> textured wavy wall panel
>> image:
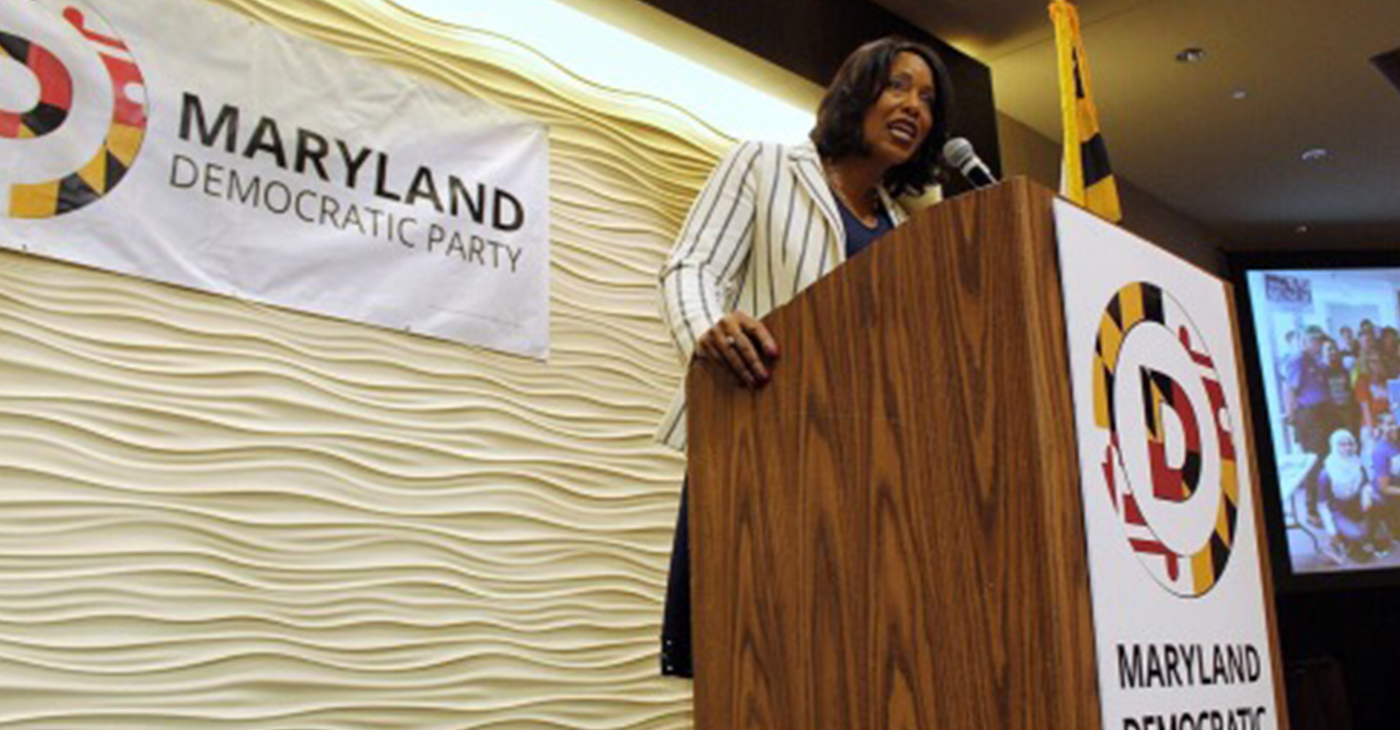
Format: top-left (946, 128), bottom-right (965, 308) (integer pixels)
top-left (0, 0), bottom-right (731, 727)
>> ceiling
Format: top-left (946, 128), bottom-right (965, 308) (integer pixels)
top-left (871, 0), bottom-right (1400, 249)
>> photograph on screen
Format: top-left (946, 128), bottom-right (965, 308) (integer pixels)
top-left (1245, 268), bottom-right (1400, 575)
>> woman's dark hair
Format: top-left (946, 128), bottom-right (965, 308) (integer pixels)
top-left (810, 37), bottom-right (956, 196)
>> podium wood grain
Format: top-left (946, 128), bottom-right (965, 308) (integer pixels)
top-left (688, 179), bottom-right (1101, 729)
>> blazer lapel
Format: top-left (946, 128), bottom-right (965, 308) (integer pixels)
top-left (878, 186), bottom-right (908, 226)
top-left (787, 143), bottom-right (844, 275)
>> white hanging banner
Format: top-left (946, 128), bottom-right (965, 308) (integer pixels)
top-left (1055, 201), bottom-right (1280, 730)
top-left (0, 0), bottom-right (550, 359)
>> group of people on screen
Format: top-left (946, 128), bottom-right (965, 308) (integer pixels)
top-left (1281, 320), bottom-right (1400, 564)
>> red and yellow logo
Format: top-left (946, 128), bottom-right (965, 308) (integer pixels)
top-left (1094, 282), bottom-right (1241, 597)
top-left (1, 1), bottom-right (147, 217)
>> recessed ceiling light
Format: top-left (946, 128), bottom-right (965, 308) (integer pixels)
top-left (1295, 225), bottom-right (1310, 234)
top-left (1231, 89), bottom-right (1248, 100)
top-left (1176, 47), bottom-right (1207, 63)
top-left (1301, 148), bottom-right (1329, 162)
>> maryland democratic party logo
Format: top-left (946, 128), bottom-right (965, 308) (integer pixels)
top-left (0, 0), bottom-right (147, 218)
top-left (1093, 282), bottom-right (1240, 597)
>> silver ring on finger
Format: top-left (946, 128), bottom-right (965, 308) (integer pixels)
top-left (726, 335), bottom-right (737, 347)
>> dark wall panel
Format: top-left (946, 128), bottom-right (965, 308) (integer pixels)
top-left (1277, 586), bottom-right (1400, 729)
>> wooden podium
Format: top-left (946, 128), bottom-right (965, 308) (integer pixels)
top-left (686, 178), bottom-right (1288, 729)
top-left (687, 178), bottom-right (1097, 728)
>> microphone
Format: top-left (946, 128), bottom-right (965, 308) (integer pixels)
top-left (942, 137), bottom-right (998, 189)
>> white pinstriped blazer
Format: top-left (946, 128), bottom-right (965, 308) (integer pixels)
top-left (654, 139), bottom-right (909, 450)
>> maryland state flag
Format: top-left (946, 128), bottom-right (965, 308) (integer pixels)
top-left (1049, 1), bottom-right (1122, 223)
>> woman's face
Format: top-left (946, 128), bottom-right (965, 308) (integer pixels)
top-left (1380, 413), bottom-right (1398, 441)
top-left (860, 52), bottom-right (935, 169)
top-left (1337, 435), bottom-right (1358, 457)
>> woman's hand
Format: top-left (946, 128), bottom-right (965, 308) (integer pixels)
top-left (696, 312), bottom-right (780, 388)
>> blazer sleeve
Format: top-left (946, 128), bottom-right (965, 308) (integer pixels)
top-left (658, 140), bottom-right (763, 363)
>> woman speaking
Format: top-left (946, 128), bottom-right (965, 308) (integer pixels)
top-left (656, 36), bottom-right (956, 678)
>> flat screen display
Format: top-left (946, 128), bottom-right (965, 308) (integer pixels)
top-left (1241, 265), bottom-right (1400, 581)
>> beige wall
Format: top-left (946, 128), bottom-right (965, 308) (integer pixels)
top-left (996, 112), bottom-right (1225, 274)
top-left (0, 1), bottom-right (725, 727)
